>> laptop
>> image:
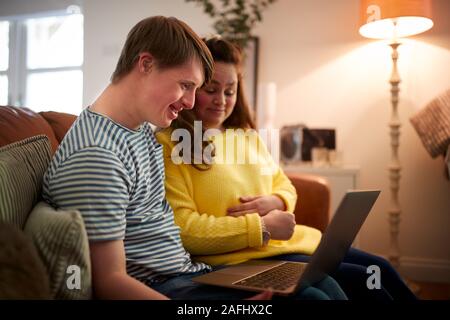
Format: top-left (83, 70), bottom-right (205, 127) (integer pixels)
top-left (192, 190), bottom-right (380, 296)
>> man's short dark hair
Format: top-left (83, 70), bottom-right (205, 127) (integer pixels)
top-left (111, 16), bottom-right (213, 85)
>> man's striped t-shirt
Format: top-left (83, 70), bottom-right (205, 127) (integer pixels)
top-left (42, 107), bottom-right (210, 283)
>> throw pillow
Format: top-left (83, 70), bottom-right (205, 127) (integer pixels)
top-left (0, 223), bottom-right (51, 299)
top-left (24, 201), bottom-right (92, 300)
top-left (0, 135), bottom-right (52, 228)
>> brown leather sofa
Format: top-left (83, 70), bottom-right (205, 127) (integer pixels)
top-left (0, 105), bottom-right (330, 231)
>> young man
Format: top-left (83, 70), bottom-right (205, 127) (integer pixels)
top-left (43, 16), bottom-right (210, 299)
top-left (42, 16), bottom-right (344, 300)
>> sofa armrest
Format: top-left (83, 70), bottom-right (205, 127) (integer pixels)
top-left (286, 173), bottom-right (330, 232)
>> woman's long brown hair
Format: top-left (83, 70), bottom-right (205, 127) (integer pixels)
top-left (170, 36), bottom-right (256, 170)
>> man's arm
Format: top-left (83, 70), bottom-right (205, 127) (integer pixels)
top-left (46, 148), bottom-right (166, 298)
top-left (90, 240), bottom-right (169, 300)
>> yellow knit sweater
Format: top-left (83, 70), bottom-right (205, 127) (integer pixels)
top-left (156, 128), bottom-right (321, 266)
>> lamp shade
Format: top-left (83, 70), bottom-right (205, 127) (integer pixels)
top-left (359, 0), bottom-right (433, 39)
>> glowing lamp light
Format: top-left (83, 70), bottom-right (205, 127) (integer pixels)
top-left (359, 0), bottom-right (433, 40)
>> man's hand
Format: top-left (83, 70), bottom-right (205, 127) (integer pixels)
top-left (246, 290), bottom-right (273, 300)
top-left (227, 195), bottom-right (286, 217)
top-left (261, 210), bottom-right (296, 240)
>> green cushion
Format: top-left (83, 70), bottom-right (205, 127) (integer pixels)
top-left (0, 135), bottom-right (52, 228)
top-left (24, 201), bottom-right (92, 300)
top-left (0, 222), bottom-right (51, 299)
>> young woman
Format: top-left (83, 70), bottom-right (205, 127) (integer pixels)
top-left (156, 36), bottom-right (416, 300)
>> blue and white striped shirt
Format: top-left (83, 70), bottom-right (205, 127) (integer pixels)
top-left (43, 107), bottom-right (209, 283)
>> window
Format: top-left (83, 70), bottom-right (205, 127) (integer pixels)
top-left (1, 10), bottom-right (83, 114)
top-left (0, 21), bottom-right (9, 105)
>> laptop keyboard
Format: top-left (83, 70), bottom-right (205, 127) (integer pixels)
top-left (233, 262), bottom-right (306, 291)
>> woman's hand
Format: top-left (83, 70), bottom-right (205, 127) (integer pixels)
top-left (227, 195), bottom-right (286, 217)
top-left (261, 210), bottom-right (296, 240)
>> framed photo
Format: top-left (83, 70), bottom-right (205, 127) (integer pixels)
top-left (301, 128), bottom-right (336, 161)
top-left (242, 37), bottom-right (259, 110)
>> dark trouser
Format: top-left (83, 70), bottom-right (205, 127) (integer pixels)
top-left (269, 247), bottom-right (417, 301)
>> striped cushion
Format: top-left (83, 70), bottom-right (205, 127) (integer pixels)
top-left (0, 135), bottom-right (52, 228)
top-left (24, 201), bottom-right (92, 300)
top-left (0, 222), bottom-right (51, 299)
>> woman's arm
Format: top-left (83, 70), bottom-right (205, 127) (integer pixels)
top-left (227, 134), bottom-right (298, 216)
top-left (164, 163), bottom-right (263, 255)
top-left (227, 194), bottom-right (286, 216)
top-left (271, 165), bottom-right (298, 213)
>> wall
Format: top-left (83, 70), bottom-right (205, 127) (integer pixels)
top-left (83, 0), bottom-right (213, 105)
top-left (2, 0), bottom-right (449, 282)
top-left (255, 0), bottom-right (450, 282)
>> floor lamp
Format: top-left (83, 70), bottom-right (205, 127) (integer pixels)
top-left (358, 0), bottom-right (433, 282)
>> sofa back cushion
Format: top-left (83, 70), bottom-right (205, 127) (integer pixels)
top-left (0, 135), bottom-right (52, 228)
top-left (0, 106), bottom-right (60, 152)
top-left (39, 111), bottom-right (77, 143)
